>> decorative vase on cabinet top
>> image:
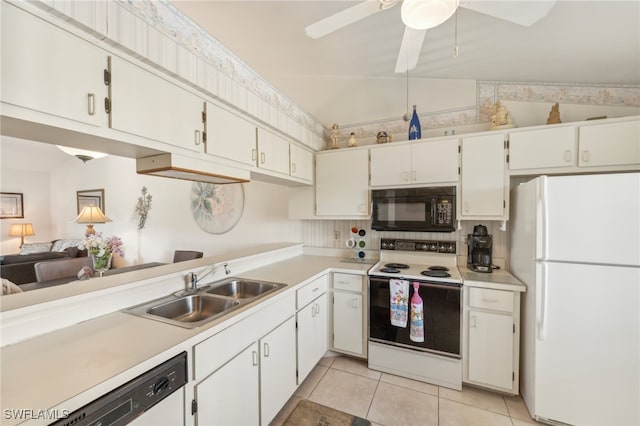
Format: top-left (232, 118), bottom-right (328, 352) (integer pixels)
top-left (409, 105), bottom-right (421, 140)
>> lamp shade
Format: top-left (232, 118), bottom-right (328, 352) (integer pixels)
top-left (9, 223), bottom-right (35, 248)
top-left (74, 205), bottom-right (111, 236)
top-left (8, 223), bottom-right (35, 237)
top-left (401, 0), bottom-right (459, 30)
top-left (74, 205), bottom-right (111, 224)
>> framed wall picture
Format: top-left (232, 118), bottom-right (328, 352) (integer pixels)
top-left (0, 192), bottom-right (24, 218)
top-left (77, 189), bottom-right (105, 214)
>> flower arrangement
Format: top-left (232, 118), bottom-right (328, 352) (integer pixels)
top-left (79, 233), bottom-right (124, 276)
top-left (135, 186), bottom-right (152, 230)
top-left (79, 233), bottom-right (125, 258)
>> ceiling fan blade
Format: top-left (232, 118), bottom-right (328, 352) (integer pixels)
top-left (394, 26), bottom-right (427, 73)
top-left (305, 0), bottom-right (384, 39)
top-left (459, 0), bottom-right (557, 26)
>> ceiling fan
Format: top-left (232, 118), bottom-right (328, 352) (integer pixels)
top-left (305, 0), bottom-right (556, 73)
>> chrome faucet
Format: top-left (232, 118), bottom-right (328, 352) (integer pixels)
top-left (186, 263), bottom-right (219, 293)
top-left (223, 262), bottom-right (231, 275)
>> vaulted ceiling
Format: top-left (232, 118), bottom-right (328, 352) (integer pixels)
top-left (171, 0), bottom-right (640, 126)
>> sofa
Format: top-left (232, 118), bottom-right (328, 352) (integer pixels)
top-left (0, 239), bottom-right (87, 285)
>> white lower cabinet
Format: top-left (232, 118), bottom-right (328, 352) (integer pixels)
top-left (195, 342), bottom-right (260, 426)
top-left (331, 273), bottom-right (366, 358)
top-left (297, 293), bottom-right (328, 383)
top-left (259, 317), bottom-right (297, 424)
top-left (192, 294), bottom-right (296, 426)
top-left (463, 286), bottom-right (520, 394)
top-left (296, 275), bottom-right (329, 383)
top-left (195, 317), bottom-right (296, 426)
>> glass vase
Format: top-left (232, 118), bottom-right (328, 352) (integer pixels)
top-left (90, 252), bottom-right (113, 277)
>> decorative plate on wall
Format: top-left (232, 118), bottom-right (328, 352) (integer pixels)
top-left (190, 182), bottom-right (244, 234)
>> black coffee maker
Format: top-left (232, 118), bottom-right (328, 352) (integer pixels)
top-left (467, 225), bottom-right (493, 273)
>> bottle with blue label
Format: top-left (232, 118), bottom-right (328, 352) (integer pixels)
top-left (408, 105), bottom-right (421, 141)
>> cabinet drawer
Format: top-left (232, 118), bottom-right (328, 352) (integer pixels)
top-left (297, 275), bottom-right (328, 308)
top-left (333, 273), bottom-right (363, 292)
top-left (469, 287), bottom-right (513, 312)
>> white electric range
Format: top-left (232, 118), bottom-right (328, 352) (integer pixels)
top-left (367, 238), bottom-right (463, 390)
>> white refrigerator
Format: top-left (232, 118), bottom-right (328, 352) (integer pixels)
top-left (510, 173), bottom-right (640, 426)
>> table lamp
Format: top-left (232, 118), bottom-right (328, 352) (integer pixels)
top-left (74, 205), bottom-right (111, 236)
top-left (8, 223), bottom-right (35, 248)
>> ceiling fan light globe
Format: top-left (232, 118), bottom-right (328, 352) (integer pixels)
top-left (401, 0), bottom-right (459, 30)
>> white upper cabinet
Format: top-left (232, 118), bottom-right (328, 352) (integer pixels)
top-left (508, 125), bottom-right (577, 171)
top-left (578, 119), bottom-right (640, 167)
top-left (370, 139), bottom-right (458, 187)
top-left (205, 102), bottom-right (257, 166)
top-left (315, 148), bottom-right (370, 217)
top-left (460, 133), bottom-right (508, 220)
top-left (508, 117), bottom-right (640, 175)
top-left (1, 2), bottom-right (106, 127)
top-left (256, 127), bottom-right (290, 176)
top-left (290, 144), bottom-right (314, 183)
top-left (109, 56), bottom-right (205, 152)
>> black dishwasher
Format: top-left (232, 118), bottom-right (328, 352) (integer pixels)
top-left (50, 352), bottom-right (187, 426)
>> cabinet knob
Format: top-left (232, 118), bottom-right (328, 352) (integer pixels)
top-left (263, 342), bottom-right (270, 358)
top-left (195, 130), bottom-right (201, 145)
top-left (252, 350), bottom-right (259, 366)
top-left (564, 150), bottom-right (572, 162)
top-left (581, 150), bottom-right (590, 163)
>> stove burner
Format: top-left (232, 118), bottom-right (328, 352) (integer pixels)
top-left (380, 267), bottom-right (401, 273)
top-left (427, 265), bottom-right (449, 272)
top-left (421, 270), bottom-right (452, 278)
top-left (384, 263), bottom-right (410, 269)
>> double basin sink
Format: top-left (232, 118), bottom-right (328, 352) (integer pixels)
top-left (125, 278), bottom-right (287, 328)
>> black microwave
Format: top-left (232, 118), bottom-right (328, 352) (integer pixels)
top-left (371, 187), bottom-right (456, 232)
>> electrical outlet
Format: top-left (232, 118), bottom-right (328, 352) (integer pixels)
top-left (334, 230), bottom-right (340, 241)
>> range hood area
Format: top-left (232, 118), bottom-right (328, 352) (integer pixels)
top-left (136, 153), bottom-right (250, 184)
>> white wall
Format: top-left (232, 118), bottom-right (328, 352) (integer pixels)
top-left (0, 169), bottom-right (53, 254)
top-left (0, 153), bottom-right (303, 266)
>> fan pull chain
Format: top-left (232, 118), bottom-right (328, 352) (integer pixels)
top-left (453, 10), bottom-right (459, 58)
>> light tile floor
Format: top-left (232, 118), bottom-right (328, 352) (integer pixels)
top-left (271, 355), bottom-right (542, 426)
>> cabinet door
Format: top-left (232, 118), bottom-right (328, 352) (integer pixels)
top-left (260, 317), bottom-right (297, 425)
top-left (205, 102), bottom-right (257, 166)
top-left (297, 293), bottom-right (328, 383)
top-left (578, 120), bottom-right (640, 167)
top-left (370, 144), bottom-right (411, 186)
top-left (316, 149), bottom-right (370, 217)
top-left (257, 128), bottom-right (290, 175)
top-left (195, 342), bottom-right (260, 426)
top-left (110, 56), bottom-right (204, 152)
top-left (412, 139), bottom-right (459, 184)
top-left (1, 2), bottom-right (105, 127)
top-left (290, 144), bottom-right (314, 183)
top-left (509, 126), bottom-right (576, 170)
top-left (333, 291), bottom-right (363, 355)
top-left (468, 310), bottom-right (513, 390)
top-left (460, 133), bottom-right (507, 218)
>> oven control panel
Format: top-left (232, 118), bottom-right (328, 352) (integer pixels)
top-left (380, 238), bottom-right (456, 253)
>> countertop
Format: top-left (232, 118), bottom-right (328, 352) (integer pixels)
top-left (0, 253), bottom-right (371, 425)
top-left (1, 251), bottom-right (525, 425)
top-left (459, 265), bottom-right (526, 292)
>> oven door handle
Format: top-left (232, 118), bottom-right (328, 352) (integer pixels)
top-left (414, 281), bottom-right (461, 291)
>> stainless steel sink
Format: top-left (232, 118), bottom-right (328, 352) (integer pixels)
top-left (204, 279), bottom-right (285, 299)
top-left (124, 277), bottom-right (287, 328)
top-left (147, 294), bottom-right (240, 323)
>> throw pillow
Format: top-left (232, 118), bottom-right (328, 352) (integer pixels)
top-left (2, 278), bottom-right (23, 295)
top-left (64, 246), bottom-right (80, 258)
top-left (19, 242), bottom-right (53, 255)
top-left (51, 239), bottom-right (83, 252)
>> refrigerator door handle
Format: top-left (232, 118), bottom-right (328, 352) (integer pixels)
top-left (538, 262), bottom-right (548, 340)
top-left (538, 177), bottom-right (549, 260)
